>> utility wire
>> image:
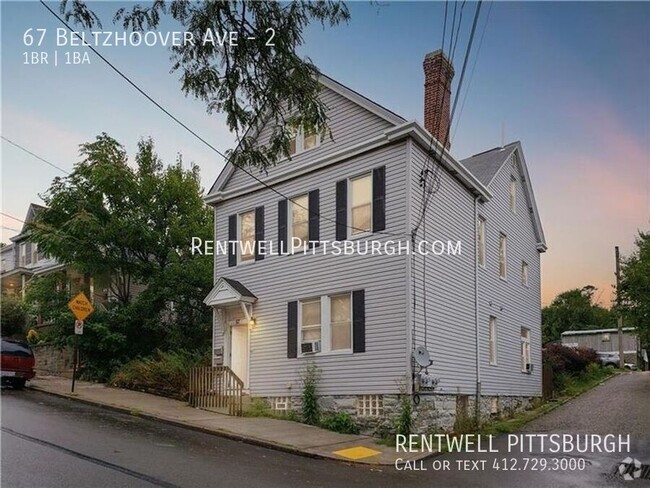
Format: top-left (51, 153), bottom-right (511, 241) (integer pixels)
top-left (1, 136), bottom-right (70, 175)
top-left (451, 1), bottom-right (493, 142)
top-left (41, 0), bottom-right (407, 240)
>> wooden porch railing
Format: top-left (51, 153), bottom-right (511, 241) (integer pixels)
top-left (188, 366), bottom-right (244, 416)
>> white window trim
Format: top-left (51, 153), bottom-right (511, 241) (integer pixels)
top-left (19, 243), bottom-right (26, 267)
top-left (237, 209), bottom-right (256, 265)
top-left (31, 242), bottom-right (38, 264)
top-left (510, 176), bottom-right (517, 214)
top-left (477, 217), bottom-right (486, 268)
top-left (488, 316), bottom-right (498, 366)
top-left (499, 234), bottom-right (507, 281)
top-left (288, 194), bottom-right (309, 254)
top-left (521, 327), bottom-right (531, 373)
top-left (348, 172), bottom-right (373, 239)
top-left (298, 292), bottom-right (353, 357)
top-left (288, 127), bottom-right (321, 158)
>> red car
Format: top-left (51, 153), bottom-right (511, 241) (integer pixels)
top-left (1, 338), bottom-right (35, 389)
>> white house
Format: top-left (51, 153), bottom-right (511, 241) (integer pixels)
top-left (203, 50), bottom-right (546, 431)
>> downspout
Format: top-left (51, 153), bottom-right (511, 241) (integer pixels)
top-left (474, 195), bottom-right (482, 424)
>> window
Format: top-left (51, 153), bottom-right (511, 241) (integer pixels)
top-left (289, 194), bottom-right (309, 252)
top-left (32, 242), bottom-right (38, 264)
top-left (300, 299), bottom-right (321, 344)
top-left (521, 327), bottom-right (531, 372)
top-left (288, 127), bottom-right (320, 156)
top-left (330, 293), bottom-right (351, 351)
top-left (499, 234), bottom-right (507, 280)
top-left (521, 261), bottom-right (528, 287)
top-left (357, 395), bottom-right (383, 417)
top-left (350, 173), bottom-right (372, 235)
top-left (19, 243), bottom-right (26, 266)
top-left (509, 176), bottom-right (517, 213)
top-left (299, 292), bottom-right (353, 355)
top-left (239, 210), bottom-right (256, 262)
top-left (477, 217), bottom-right (486, 267)
top-left (271, 397), bottom-right (291, 411)
top-left (488, 317), bottom-right (497, 365)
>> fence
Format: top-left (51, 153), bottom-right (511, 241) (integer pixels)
top-left (188, 366), bottom-right (243, 416)
top-left (542, 362), bottom-right (554, 400)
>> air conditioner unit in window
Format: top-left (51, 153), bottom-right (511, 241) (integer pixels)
top-left (526, 363), bottom-right (534, 373)
top-left (301, 340), bottom-right (321, 354)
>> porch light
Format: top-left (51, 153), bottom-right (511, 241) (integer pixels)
top-left (248, 317), bottom-right (256, 329)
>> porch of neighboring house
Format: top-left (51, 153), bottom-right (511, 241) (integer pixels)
top-left (0, 268), bottom-right (33, 298)
top-left (192, 277), bottom-right (257, 415)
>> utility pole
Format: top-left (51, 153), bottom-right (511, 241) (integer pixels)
top-left (615, 246), bottom-right (624, 369)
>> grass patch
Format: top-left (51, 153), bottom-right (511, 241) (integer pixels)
top-left (242, 398), bottom-right (300, 421)
top-left (482, 364), bottom-right (617, 435)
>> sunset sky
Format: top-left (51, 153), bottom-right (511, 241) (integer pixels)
top-left (1, 1), bottom-right (649, 307)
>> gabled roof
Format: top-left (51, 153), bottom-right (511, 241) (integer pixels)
top-left (459, 143), bottom-right (518, 186)
top-left (460, 142), bottom-right (546, 252)
top-left (208, 73), bottom-right (405, 196)
top-left (204, 277), bottom-right (257, 307)
top-left (11, 203), bottom-right (45, 242)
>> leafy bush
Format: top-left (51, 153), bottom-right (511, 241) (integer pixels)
top-left (543, 343), bottom-right (598, 376)
top-left (1, 295), bottom-right (27, 337)
top-left (395, 394), bottom-right (413, 437)
top-left (301, 363), bottom-right (321, 425)
top-left (110, 349), bottom-right (209, 400)
top-left (320, 411), bottom-right (360, 434)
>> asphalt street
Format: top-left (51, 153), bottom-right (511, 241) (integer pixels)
top-left (1, 372), bottom-right (648, 488)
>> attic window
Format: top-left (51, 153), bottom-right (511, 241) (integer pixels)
top-left (287, 127), bottom-right (320, 157)
top-left (509, 176), bottom-right (517, 213)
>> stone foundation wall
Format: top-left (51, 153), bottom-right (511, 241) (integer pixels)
top-left (31, 343), bottom-right (74, 378)
top-left (257, 393), bottom-right (538, 436)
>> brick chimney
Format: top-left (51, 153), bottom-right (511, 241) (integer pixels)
top-left (423, 49), bottom-right (455, 149)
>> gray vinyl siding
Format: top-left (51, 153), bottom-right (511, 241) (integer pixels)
top-left (477, 152), bottom-right (542, 397)
top-left (220, 86), bottom-right (395, 193)
top-left (409, 144), bottom-right (478, 395)
top-left (212, 143), bottom-right (410, 396)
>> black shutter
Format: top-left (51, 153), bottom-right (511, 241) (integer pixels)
top-left (278, 199), bottom-right (288, 255)
top-left (228, 214), bottom-right (237, 267)
top-left (352, 289), bottom-right (365, 353)
top-left (287, 301), bottom-right (298, 358)
top-left (373, 166), bottom-right (386, 232)
top-left (255, 206), bottom-right (265, 261)
top-left (335, 180), bottom-right (347, 241)
top-left (308, 189), bottom-right (320, 248)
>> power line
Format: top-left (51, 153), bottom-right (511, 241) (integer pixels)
top-left (451, 0), bottom-right (492, 142)
top-left (1, 136), bottom-right (70, 175)
top-left (41, 1), bottom-right (407, 240)
top-left (1, 225), bottom-right (21, 233)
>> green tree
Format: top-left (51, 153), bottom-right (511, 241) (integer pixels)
top-left (28, 134), bottom-right (214, 377)
top-left (0, 295), bottom-right (27, 338)
top-left (619, 232), bottom-right (650, 347)
top-left (60, 1), bottom-right (350, 172)
top-left (542, 286), bottom-right (614, 343)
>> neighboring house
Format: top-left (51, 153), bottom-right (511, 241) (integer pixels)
top-left (561, 327), bottom-right (641, 366)
top-left (0, 203), bottom-right (106, 305)
top-left (203, 50), bottom-right (546, 430)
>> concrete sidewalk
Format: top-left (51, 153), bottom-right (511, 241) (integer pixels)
top-left (29, 375), bottom-right (428, 466)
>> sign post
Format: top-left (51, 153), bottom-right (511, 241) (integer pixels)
top-left (68, 292), bottom-right (94, 393)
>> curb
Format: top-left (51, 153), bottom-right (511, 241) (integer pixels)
top-left (27, 384), bottom-right (394, 467)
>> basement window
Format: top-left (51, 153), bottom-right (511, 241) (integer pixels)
top-left (357, 395), bottom-right (383, 417)
top-left (271, 397), bottom-right (291, 411)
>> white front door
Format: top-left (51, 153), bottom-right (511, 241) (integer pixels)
top-left (230, 324), bottom-right (249, 387)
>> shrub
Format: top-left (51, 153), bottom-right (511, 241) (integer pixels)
top-left (543, 343), bottom-right (598, 377)
top-left (110, 349), bottom-right (209, 400)
top-left (301, 363), bottom-right (321, 425)
top-left (321, 412), bottom-right (360, 434)
top-left (26, 329), bottom-right (39, 344)
top-left (1, 295), bottom-right (27, 338)
top-left (395, 394), bottom-right (413, 437)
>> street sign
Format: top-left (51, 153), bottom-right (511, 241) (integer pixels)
top-left (68, 292), bottom-right (94, 321)
top-left (74, 320), bottom-right (84, 335)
